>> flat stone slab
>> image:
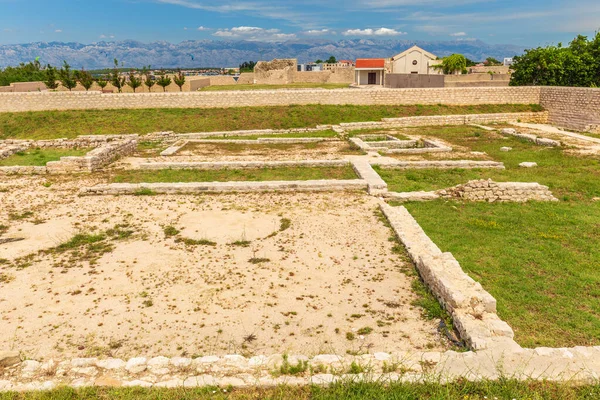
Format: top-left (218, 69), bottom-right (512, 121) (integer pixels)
top-left (79, 180), bottom-right (368, 195)
top-left (383, 191), bottom-right (440, 202)
top-left (0, 351), bottom-right (20, 367)
top-left (519, 162), bottom-right (538, 168)
top-left (136, 160), bottom-right (350, 171)
top-left (372, 160), bottom-right (505, 170)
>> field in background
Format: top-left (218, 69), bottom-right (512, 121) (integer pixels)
top-left (0, 104), bottom-right (542, 140)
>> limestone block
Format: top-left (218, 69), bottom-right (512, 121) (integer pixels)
top-left (519, 162), bottom-right (538, 168)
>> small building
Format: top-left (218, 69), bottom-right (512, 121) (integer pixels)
top-left (503, 58), bottom-right (514, 67)
top-left (355, 58), bottom-right (386, 86)
top-left (298, 63), bottom-right (322, 72)
top-left (390, 45), bottom-right (441, 75)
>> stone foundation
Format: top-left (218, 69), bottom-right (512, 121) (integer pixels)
top-left (437, 179), bottom-right (558, 203)
top-left (500, 128), bottom-right (561, 147)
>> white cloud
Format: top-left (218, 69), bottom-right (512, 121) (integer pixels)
top-left (449, 32), bottom-right (467, 37)
top-left (54, 29), bottom-right (62, 33)
top-left (342, 27), bottom-right (406, 36)
top-left (304, 29), bottom-right (335, 35)
top-left (213, 26), bottom-right (296, 41)
top-left (99, 34), bottom-right (115, 39)
top-left (197, 26), bottom-right (211, 31)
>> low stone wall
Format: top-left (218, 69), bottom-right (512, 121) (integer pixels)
top-left (0, 139), bottom-right (137, 175)
top-left (136, 160), bottom-right (350, 170)
top-left (350, 137), bottom-right (452, 155)
top-left (437, 179), bottom-right (558, 203)
top-left (373, 160), bottom-right (505, 170)
top-left (500, 128), bottom-right (561, 146)
top-left (351, 160), bottom-right (388, 194)
top-left (341, 112), bottom-right (548, 131)
top-left (79, 180), bottom-right (367, 195)
top-left (380, 203), bottom-right (515, 351)
top-left (0, 87), bottom-right (544, 113)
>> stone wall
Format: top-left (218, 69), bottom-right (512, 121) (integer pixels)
top-left (437, 179), bottom-right (558, 202)
top-left (254, 59), bottom-right (296, 85)
top-left (0, 138), bottom-right (137, 175)
top-left (0, 87), bottom-right (543, 112)
top-left (540, 87), bottom-right (600, 133)
top-left (500, 128), bottom-right (561, 146)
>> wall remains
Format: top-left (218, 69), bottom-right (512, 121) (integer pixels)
top-left (0, 87), bottom-right (543, 112)
top-left (540, 86), bottom-right (600, 133)
top-left (437, 179), bottom-right (558, 202)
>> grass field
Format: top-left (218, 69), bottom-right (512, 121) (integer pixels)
top-left (0, 148), bottom-right (91, 166)
top-left (199, 83), bottom-right (350, 91)
top-left (1, 380), bottom-right (599, 399)
top-left (377, 125), bottom-right (600, 200)
top-left (110, 166), bottom-right (358, 183)
top-left (380, 125), bottom-right (600, 348)
top-left (0, 104), bottom-right (542, 140)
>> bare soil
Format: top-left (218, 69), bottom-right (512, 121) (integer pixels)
top-left (0, 177), bottom-right (444, 361)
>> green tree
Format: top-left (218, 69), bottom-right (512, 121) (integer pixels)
top-left (96, 77), bottom-right (108, 91)
top-left (173, 70), bottom-right (186, 92)
top-left (239, 61), bottom-right (256, 72)
top-left (156, 70), bottom-right (172, 92)
top-left (110, 59), bottom-right (126, 93)
top-left (144, 72), bottom-right (155, 92)
top-left (485, 57), bottom-right (502, 66)
top-left (325, 56), bottom-right (337, 64)
top-left (77, 68), bottom-right (94, 91)
top-left (44, 65), bottom-right (59, 90)
top-left (435, 54), bottom-right (467, 75)
top-left (0, 60), bottom-right (47, 86)
top-left (58, 61), bottom-right (77, 91)
top-left (510, 33), bottom-right (600, 87)
top-left (315, 59), bottom-right (323, 64)
top-left (126, 70), bottom-right (142, 93)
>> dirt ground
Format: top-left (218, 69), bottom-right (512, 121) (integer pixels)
top-left (0, 177), bottom-right (444, 361)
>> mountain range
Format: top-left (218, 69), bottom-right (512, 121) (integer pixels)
top-left (0, 39), bottom-right (525, 69)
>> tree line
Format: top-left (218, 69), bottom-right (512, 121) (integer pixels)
top-left (1, 59), bottom-right (187, 92)
top-left (509, 33), bottom-right (600, 87)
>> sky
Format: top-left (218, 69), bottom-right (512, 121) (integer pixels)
top-left (0, 0), bottom-right (598, 47)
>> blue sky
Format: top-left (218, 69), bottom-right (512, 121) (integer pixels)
top-left (0, 0), bottom-right (598, 46)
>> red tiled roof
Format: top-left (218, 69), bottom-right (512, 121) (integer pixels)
top-left (355, 58), bottom-right (385, 69)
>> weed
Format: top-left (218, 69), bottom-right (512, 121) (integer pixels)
top-left (133, 188), bottom-right (155, 196)
top-left (357, 327), bottom-right (373, 335)
top-left (176, 237), bottom-right (217, 247)
top-left (279, 218), bottom-right (291, 232)
top-left (163, 226), bottom-right (180, 238)
top-left (273, 354), bottom-right (309, 377)
top-left (249, 258), bottom-right (270, 264)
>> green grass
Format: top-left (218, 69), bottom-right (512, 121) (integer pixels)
top-left (110, 166), bottom-right (358, 184)
top-left (1, 380), bottom-right (599, 399)
top-left (376, 125), bottom-right (600, 200)
top-left (199, 83), bottom-right (350, 91)
top-left (405, 200), bottom-right (600, 348)
top-left (204, 130), bottom-right (339, 140)
top-left (0, 104), bottom-right (542, 140)
top-left (378, 125), bottom-right (600, 347)
top-left (0, 148), bottom-right (91, 166)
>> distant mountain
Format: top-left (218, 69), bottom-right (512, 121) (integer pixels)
top-left (0, 39), bottom-right (525, 69)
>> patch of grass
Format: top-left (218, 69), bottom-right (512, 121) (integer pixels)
top-left (111, 166), bottom-right (358, 184)
top-left (0, 104), bottom-right (542, 140)
top-left (0, 273), bottom-right (15, 284)
top-left (0, 147), bottom-right (90, 166)
top-left (279, 218), bottom-right (291, 232)
top-left (163, 226), bottom-right (180, 238)
top-left (180, 141), bottom-right (324, 154)
top-left (230, 240), bottom-right (251, 247)
top-left (406, 199), bottom-right (600, 348)
top-left (2, 380), bottom-right (600, 399)
top-left (356, 327), bottom-right (373, 335)
top-left (133, 188), bottom-right (155, 196)
top-left (0, 224), bottom-right (8, 235)
top-left (377, 126), bottom-right (600, 200)
top-left (56, 233), bottom-right (106, 252)
top-left (8, 211), bottom-right (34, 221)
top-left (249, 258), bottom-right (270, 264)
top-left (175, 237), bottom-right (217, 247)
top-left (347, 361), bottom-right (366, 374)
top-left (272, 354), bottom-right (309, 377)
